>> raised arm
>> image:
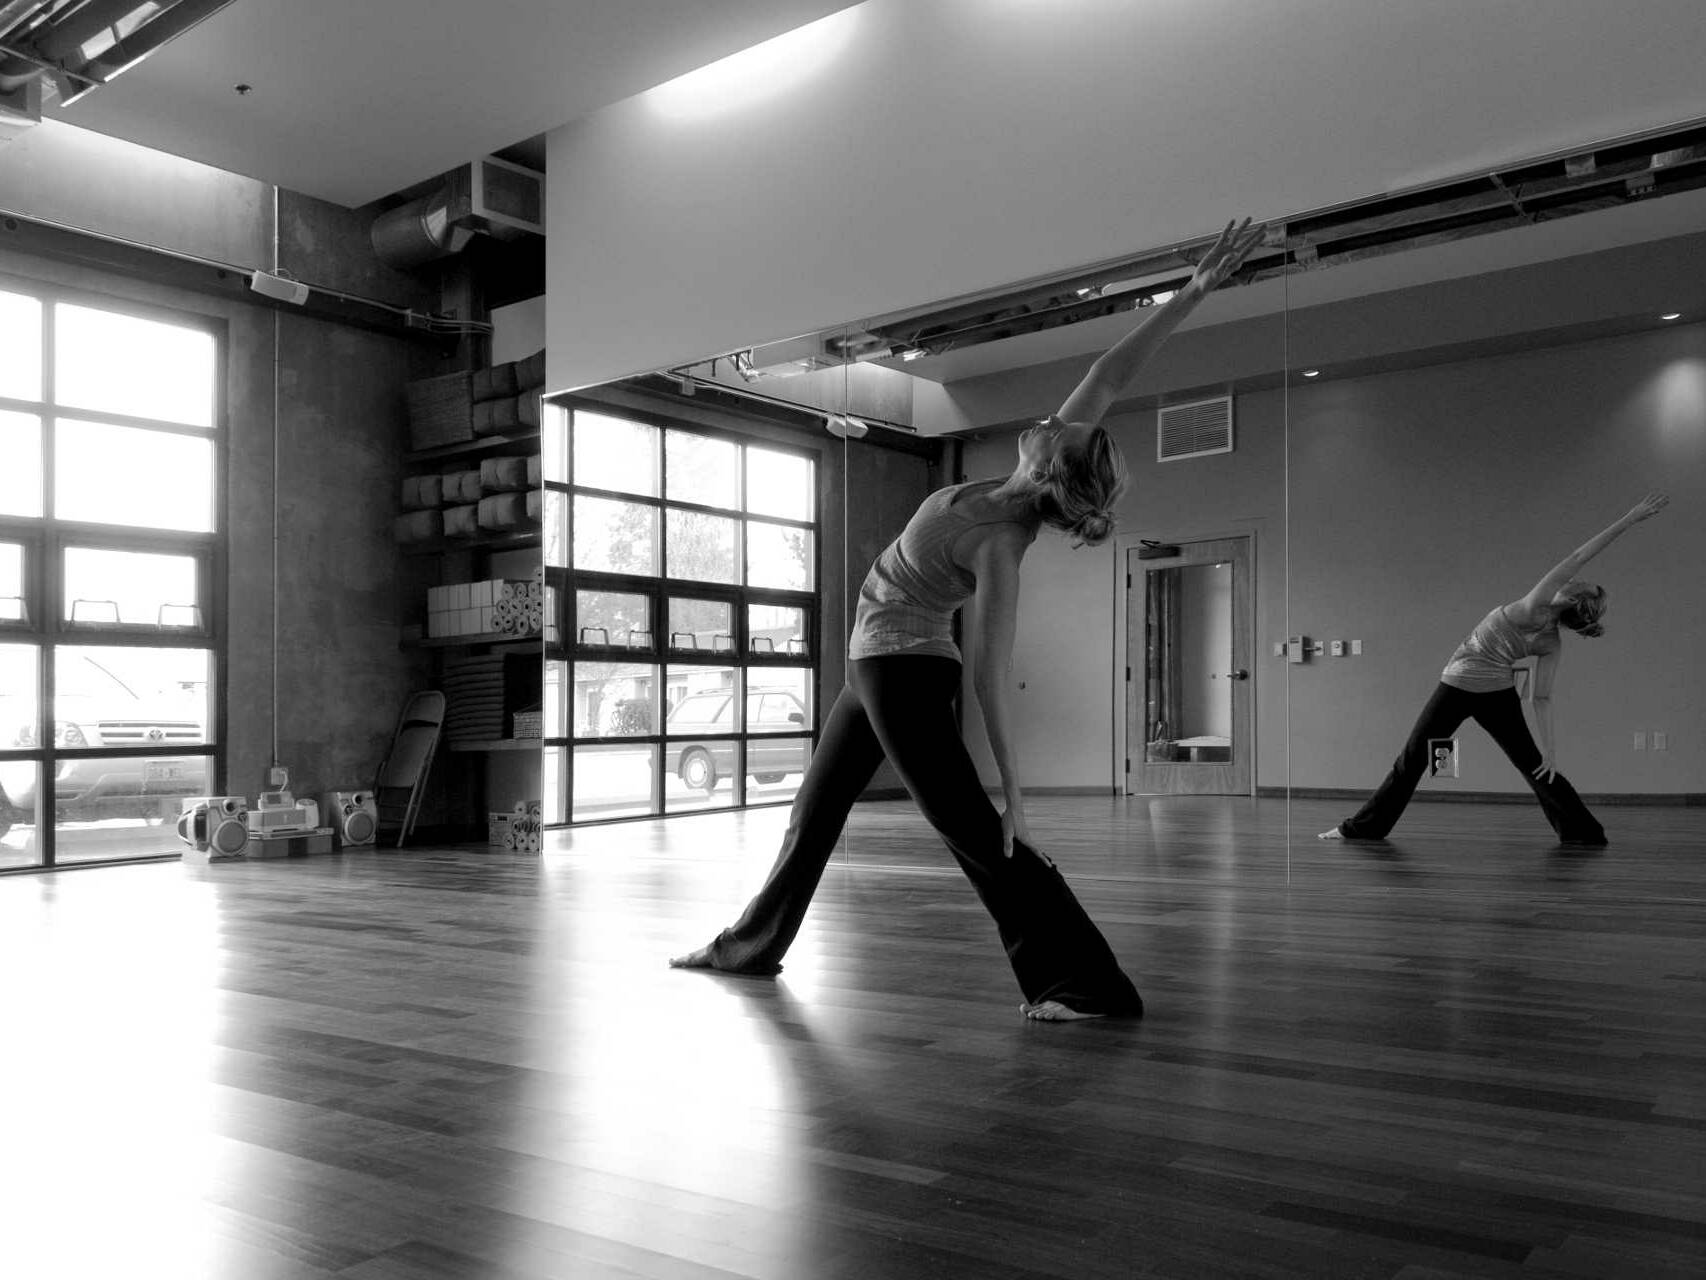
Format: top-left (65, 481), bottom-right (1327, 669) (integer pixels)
top-left (1055, 217), bottom-right (1266, 427)
top-left (1512, 492), bottom-right (1669, 621)
top-left (965, 525), bottom-right (1035, 857)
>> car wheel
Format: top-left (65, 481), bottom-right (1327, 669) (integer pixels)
top-left (751, 773), bottom-right (784, 785)
top-left (679, 748), bottom-right (717, 793)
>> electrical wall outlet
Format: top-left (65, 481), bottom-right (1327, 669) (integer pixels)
top-left (1273, 641), bottom-right (1286, 658)
top-left (1427, 738), bottom-right (1459, 778)
top-left (1634, 731), bottom-right (1647, 750)
top-left (1653, 731), bottom-right (1668, 751)
top-left (1350, 639), bottom-right (1363, 655)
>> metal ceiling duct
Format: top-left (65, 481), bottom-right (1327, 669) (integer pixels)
top-left (370, 159), bottom-right (546, 268)
top-left (370, 184), bottom-right (477, 270)
top-left (0, 0), bottom-right (236, 103)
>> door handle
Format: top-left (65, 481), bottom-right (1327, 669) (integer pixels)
top-left (1224, 669), bottom-right (1249, 680)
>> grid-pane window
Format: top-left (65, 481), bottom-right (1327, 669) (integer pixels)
top-left (545, 401), bottom-right (818, 824)
top-left (55, 420), bottom-right (215, 532)
top-left (0, 543), bottom-right (24, 625)
top-left (55, 303), bottom-right (215, 427)
top-left (0, 410), bottom-right (43, 518)
top-left (0, 281), bottom-right (222, 870)
top-left (0, 290), bottom-right (43, 400)
top-left (64, 549), bottom-right (201, 628)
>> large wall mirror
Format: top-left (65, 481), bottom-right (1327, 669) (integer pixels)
top-left (542, 119), bottom-right (1705, 894)
top-left (1280, 131), bottom-right (1706, 859)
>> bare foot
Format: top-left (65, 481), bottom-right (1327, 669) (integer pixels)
top-left (1020, 1000), bottom-right (1106, 1022)
top-left (1317, 826), bottom-right (1345, 840)
top-left (668, 945), bottom-right (782, 976)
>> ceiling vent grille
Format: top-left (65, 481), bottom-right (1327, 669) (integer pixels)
top-left (1157, 395), bottom-right (1233, 461)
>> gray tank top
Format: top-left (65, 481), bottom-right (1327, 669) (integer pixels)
top-left (847, 479), bottom-right (1036, 661)
top-left (1440, 604), bottom-right (1559, 692)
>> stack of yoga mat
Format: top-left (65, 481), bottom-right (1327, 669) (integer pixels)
top-left (440, 653), bottom-right (507, 744)
top-left (394, 452), bottom-right (543, 544)
top-left (471, 348), bottom-right (546, 437)
top-left (489, 800), bottom-right (544, 852)
top-left (493, 565), bottom-right (545, 636)
top-left (404, 350), bottom-right (544, 451)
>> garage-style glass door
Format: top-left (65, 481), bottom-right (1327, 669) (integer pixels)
top-left (541, 399), bottom-right (819, 825)
top-left (0, 281), bottom-right (223, 870)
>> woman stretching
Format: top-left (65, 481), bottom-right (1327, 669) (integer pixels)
top-left (671, 219), bottom-right (1266, 1020)
top-left (1321, 491), bottom-right (1669, 846)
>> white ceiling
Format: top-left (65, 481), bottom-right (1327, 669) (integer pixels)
top-left (42, 0), bottom-right (855, 208)
top-left (31, 0), bottom-right (1705, 400)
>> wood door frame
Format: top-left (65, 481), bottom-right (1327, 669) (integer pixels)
top-left (1116, 532), bottom-right (1257, 796)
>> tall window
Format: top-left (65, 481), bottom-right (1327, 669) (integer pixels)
top-left (0, 282), bottom-right (223, 870)
top-left (543, 403), bottom-right (818, 824)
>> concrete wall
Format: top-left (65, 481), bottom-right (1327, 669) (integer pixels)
top-left (0, 123), bottom-right (435, 806)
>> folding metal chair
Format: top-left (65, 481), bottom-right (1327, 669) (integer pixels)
top-left (374, 691), bottom-right (445, 848)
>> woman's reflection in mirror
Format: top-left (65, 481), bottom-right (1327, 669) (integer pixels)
top-left (1320, 491), bottom-right (1669, 847)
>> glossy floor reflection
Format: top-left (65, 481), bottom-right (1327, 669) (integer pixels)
top-left (1, 797), bottom-right (1702, 1278)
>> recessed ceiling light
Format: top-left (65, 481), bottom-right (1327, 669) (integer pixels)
top-left (1660, 312), bottom-right (1681, 321)
top-left (1301, 368), bottom-right (1320, 378)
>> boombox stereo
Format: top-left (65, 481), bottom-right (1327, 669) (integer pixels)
top-left (178, 796), bottom-right (249, 858)
top-left (246, 789), bottom-right (320, 837)
top-left (322, 790), bottom-right (378, 847)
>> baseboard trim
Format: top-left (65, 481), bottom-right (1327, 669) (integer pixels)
top-left (867, 786), bottom-right (1121, 802)
top-left (1259, 786), bottom-right (1706, 807)
top-left (872, 785), bottom-right (1704, 807)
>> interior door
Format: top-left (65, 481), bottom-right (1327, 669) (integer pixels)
top-left (1126, 536), bottom-right (1252, 795)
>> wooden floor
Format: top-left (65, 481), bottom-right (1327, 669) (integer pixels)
top-left (2, 796), bottom-right (1703, 1279)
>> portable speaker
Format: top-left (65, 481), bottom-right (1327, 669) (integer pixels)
top-left (323, 790), bottom-right (378, 847)
top-left (177, 796), bottom-right (249, 858)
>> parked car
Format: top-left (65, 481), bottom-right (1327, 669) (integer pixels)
top-left (0, 655), bottom-right (206, 839)
top-left (665, 687), bottom-right (810, 792)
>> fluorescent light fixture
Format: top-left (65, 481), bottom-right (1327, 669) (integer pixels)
top-left (1301, 369), bottom-right (1320, 378)
top-left (899, 348), bottom-right (928, 362)
top-left (648, 9), bottom-right (860, 122)
top-left (1660, 312), bottom-right (1682, 321)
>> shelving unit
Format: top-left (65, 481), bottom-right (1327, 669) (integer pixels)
top-left (405, 428), bottom-right (541, 465)
top-left (400, 370), bottom-right (547, 840)
top-left (404, 634), bottom-right (542, 652)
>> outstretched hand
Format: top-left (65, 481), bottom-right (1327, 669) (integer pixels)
top-left (1531, 755), bottom-right (1557, 785)
top-left (1186, 217), bottom-right (1266, 296)
top-left (1625, 491), bottom-right (1669, 524)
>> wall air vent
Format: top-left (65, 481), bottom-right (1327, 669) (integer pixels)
top-left (1157, 395), bottom-right (1233, 462)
